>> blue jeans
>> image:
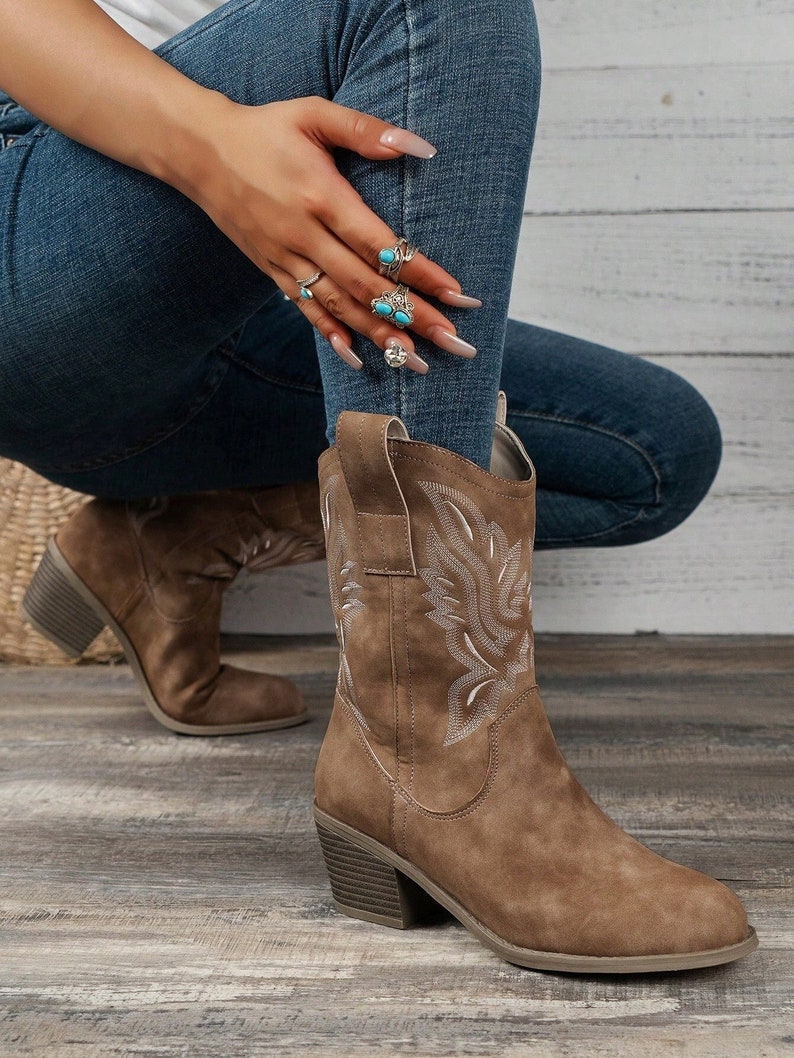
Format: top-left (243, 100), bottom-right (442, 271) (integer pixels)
top-left (0, 0), bottom-right (720, 548)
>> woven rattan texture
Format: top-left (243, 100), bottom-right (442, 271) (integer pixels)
top-left (0, 460), bottom-right (121, 665)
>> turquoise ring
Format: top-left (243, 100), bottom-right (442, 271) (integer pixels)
top-left (371, 283), bottom-right (415, 329)
top-left (378, 238), bottom-right (419, 280)
top-left (296, 270), bottom-right (322, 300)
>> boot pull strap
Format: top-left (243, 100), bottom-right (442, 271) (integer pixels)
top-left (335, 411), bottom-right (416, 576)
top-left (496, 389), bottom-right (508, 426)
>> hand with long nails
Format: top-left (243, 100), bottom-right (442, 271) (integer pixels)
top-left (178, 96), bottom-right (481, 374)
top-left (0, 9), bottom-right (480, 376)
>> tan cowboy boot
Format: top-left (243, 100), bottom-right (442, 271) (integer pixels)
top-left (313, 399), bottom-right (757, 972)
top-left (22, 482), bottom-right (325, 735)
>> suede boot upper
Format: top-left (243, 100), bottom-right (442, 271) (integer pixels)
top-left (315, 409), bottom-right (751, 961)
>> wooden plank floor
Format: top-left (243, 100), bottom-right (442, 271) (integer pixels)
top-left (1, 636), bottom-right (791, 1057)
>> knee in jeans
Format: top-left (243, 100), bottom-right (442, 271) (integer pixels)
top-left (643, 375), bottom-right (722, 539)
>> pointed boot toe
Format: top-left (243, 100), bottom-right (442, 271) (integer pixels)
top-left (528, 843), bottom-right (755, 964)
top-left (166, 666), bottom-right (309, 735)
top-left (312, 400), bottom-right (757, 974)
top-left (664, 869), bottom-right (752, 956)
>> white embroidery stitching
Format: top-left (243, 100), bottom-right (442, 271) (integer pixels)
top-left (197, 529), bottom-right (324, 580)
top-left (418, 481), bottom-right (533, 745)
top-left (321, 475), bottom-right (368, 729)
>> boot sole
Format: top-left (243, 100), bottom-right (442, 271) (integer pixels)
top-left (21, 539), bottom-right (308, 736)
top-left (314, 806), bottom-right (758, 974)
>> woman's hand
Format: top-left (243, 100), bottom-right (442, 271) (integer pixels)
top-left (175, 94), bottom-right (482, 372)
top-left (0, 0), bottom-right (479, 372)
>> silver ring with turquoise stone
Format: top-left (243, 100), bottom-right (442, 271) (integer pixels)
top-left (295, 270), bottom-right (323, 300)
top-left (377, 238), bottom-right (419, 280)
top-left (370, 283), bottom-right (415, 329)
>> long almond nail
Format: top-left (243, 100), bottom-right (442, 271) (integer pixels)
top-left (427, 326), bottom-right (477, 358)
top-left (406, 351), bottom-right (429, 374)
top-left (379, 127), bottom-right (437, 159)
top-left (437, 289), bottom-right (483, 309)
top-left (330, 333), bottom-right (363, 370)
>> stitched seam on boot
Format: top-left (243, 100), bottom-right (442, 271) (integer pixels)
top-left (98, 507), bottom-right (152, 623)
top-left (336, 685), bottom-right (540, 821)
top-left (383, 428), bottom-right (416, 574)
top-left (410, 686), bottom-right (538, 822)
top-left (402, 576), bottom-right (416, 856)
top-left (132, 519), bottom-right (222, 625)
top-left (389, 576), bottom-right (401, 851)
top-left (338, 421), bottom-right (413, 575)
top-left (389, 789), bottom-right (398, 852)
top-left (370, 420), bottom-right (388, 570)
top-left (403, 576), bottom-right (416, 798)
top-left (334, 693), bottom-right (397, 797)
top-left (391, 575), bottom-right (413, 859)
top-left (359, 514), bottom-right (411, 571)
top-left (113, 582), bottom-right (150, 626)
top-left (337, 419), bottom-right (379, 571)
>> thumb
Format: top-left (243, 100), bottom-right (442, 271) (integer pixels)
top-left (308, 98), bottom-right (437, 160)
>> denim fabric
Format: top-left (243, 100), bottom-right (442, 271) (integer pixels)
top-left (0, 0), bottom-right (538, 471)
top-left (0, 2), bottom-right (721, 547)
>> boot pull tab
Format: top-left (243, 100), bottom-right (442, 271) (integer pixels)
top-left (496, 390), bottom-right (508, 426)
top-left (335, 411), bottom-right (416, 576)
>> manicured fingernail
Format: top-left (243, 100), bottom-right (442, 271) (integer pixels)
top-left (427, 325), bottom-right (477, 358)
top-left (330, 333), bottom-right (363, 370)
top-left (437, 289), bottom-right (483, 309)
top-left (406, 351), bottom-right (429, 374)
top-left (379, 127), bottom-right (437, 159)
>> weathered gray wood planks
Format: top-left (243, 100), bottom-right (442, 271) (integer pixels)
top-left (0, 636), bottom-right (791, 1056)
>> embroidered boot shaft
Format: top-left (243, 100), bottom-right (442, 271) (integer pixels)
top-left (313, 400), bottom-right (757, 973)
top-left (22, 482), bottom-right (325, 735)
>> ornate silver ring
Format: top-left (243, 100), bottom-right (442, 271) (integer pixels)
top-left (370, 283), bottom-right (415, 328)
top-left (296, 271), bottom-right (323, 300)
top-left (377, 238), bottom-right (420, 281)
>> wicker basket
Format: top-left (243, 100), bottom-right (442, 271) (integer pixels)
top-left (0, 459), bottom-right (121, 665)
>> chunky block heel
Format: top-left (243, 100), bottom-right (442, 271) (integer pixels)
top-left (21, 540), bottom-right (106, 658)
top-left (316, 819), bottom-right (443, 929)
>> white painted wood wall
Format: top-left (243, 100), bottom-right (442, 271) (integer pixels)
top-left (223, 1), bottom-right (794, 636)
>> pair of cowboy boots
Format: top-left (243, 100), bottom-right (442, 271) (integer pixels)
top-left (23, 483), bottom-right (325, 734)
top-left (23, 397), bottom-right (756, 971)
